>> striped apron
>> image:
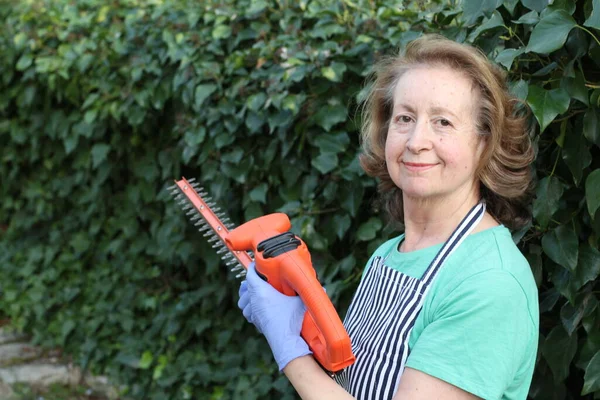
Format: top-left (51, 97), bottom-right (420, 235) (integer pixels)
top-left (335, 202), bottom-right (486, 399)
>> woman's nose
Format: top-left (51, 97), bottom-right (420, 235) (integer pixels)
top-left (406, 120), bottom-right (433, 154)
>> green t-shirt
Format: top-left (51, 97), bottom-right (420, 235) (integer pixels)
top-left (363, 225), bottom-right (539, 400)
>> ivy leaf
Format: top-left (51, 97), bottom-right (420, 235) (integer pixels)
top-left (522, 0), bottom-right (550, 12)
top-left (91, 144), bottom-right (110, 169)
top-left (212, 25), bottom-right (232, 40)
top-left (246, 93), bottom-right (267, 112)
top-left (583, 350), bottom-right (600, 394)
top-left (340, 183), bottom-right (364, 217)
top-left (356, 217), bottom-right (382, 242)
top-left (509, 79), bottom-right (528, 100)
top-left (249, 183), bottom-right (268, 204)
top-left (526, 10), bottom-right (577, 54)
top-left (586, 169), bottom-right (600, 218)
top-left (139, 351), bottom-right (153, 369)
top-left (194, 84), bottom-right (217, 109)
top-left (561, 301), bottom-right (584, 336)
top-left (313, 132), bottom-right (350, 154)
top-left (16, 54), bottom-right (33, 71)
top-left (583, 107), bottom-right (600, 147)
top-left (461, 0), bottom-right (501, 24)
top-left (512, 10), bottom-right (539, 24)
top-left (467, 11), bottom-right (505, 41)
top-left (311, 153), bottom-right (338, 174)
top-left (562, 125), bottom-right (592, 185)
top-left (332, 214), bottom-right (351, 240)
top-left (495, 48), bottom-right (524, 70)
top-left (571, 244), bottom-right (600, 290)
top-left (321, 62), bottom-right (347, 82)
top-left (314, 104), bottom-right (347, 132)
top-left (527, 86), bottom-right (570, 132)
top-left (533, 176), bottom-right (564, 229)
top-left (562, 70), bottom-right (589, 105)
top-left (584, 0), bottom-right (600, 29)
top-left (542, 226), bottom-right (579, 271)
top-left (542, 325), bottom-right (578, 382)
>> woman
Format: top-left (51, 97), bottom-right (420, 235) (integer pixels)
top-left (238, 34), bottom-right (539, 400)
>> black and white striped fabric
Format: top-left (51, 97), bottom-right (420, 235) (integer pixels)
top-left (335, 202), bottom-right (486, 400)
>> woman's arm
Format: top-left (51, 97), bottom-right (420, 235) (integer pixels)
top-left (283, 359), bottom-right (479, 400)
top-left (283, 355), bottom-right (355, 400)
top-left (393, 368), bottom-right (480, 400)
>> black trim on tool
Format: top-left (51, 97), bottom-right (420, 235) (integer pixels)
top-left (257, 231), bottom-right (301, 258)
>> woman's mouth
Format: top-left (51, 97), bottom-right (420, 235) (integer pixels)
top-left (402, 162), bottom-right (437, 172)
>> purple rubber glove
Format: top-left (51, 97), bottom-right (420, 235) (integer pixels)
top-left (238, 262), bottom-right (312, 371)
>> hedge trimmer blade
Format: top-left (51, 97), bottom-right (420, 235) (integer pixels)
top-left (167, 177), bottom-right (253, 278)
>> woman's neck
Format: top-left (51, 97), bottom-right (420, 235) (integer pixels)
top-left (400, 185), bottom-right (482, 253)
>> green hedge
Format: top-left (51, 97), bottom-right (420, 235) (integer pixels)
top-left (1, 0), bottom-right (599, 398)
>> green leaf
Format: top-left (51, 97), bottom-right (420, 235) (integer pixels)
top-left (582, 350), bottom-right (600, 394)
top-left (194, 84), bottom-right (217, 109)
top-left (562, 124), bottom-right (592, 185)
top-left (184, 127), bottom-right (206, 147)
top-left (321, 62), bottom-right (347, 82)
top-left (586, 169), bottom-right (600, 218)
top-left (61, 320), bottom-right (76, 342)
top-left (314, 104), bottom-right (347, 132)
top-left (584, 0), bottom-right (600, 29)
top-left (526, 10), bottom-right (577, 54)
top-left (512, 10), bottom-right (539, 24)
top-left (533, 176), bottom-right (564, 229)
top-left (509, 79), bottom-right (528, 100)
top-left (561, 301), bottom-right (584, 336)
top-left (461, 0), bottom-right (502, 24)
top-left (91, 144), bottom-right (110, 169)
top-left (467, 11), bottom-right (504, 41)
top-left (340, 183), bottom-right (364, 217)
top-left (311, 153), bottom-right (338, 174)
top-left (332, 214), bottom-right (351, 240)
top-left (212, 25), bottom-right (232, 40)
top-left (522, 0), bottom-right (549, 12)
top-left (495, 48), bottom-right (524, 70)
top-left (16, 54), bottom-right (33, 71)
top-left (572, 244), bottom-right (600, 290)
top-left (246, 93), bottom-right (267, 112)
top-left (249, 183), bottom-right (268, 204)
top-left (356, 217), bottom-right (382, 241)
top-left (526, 86), bottom-right (570, 132)
top-left (542, 325), bottom-right (578, 382)
top-left (562, 70), bottom-right (588, 106)
top-left (139, 351), bottom-right (153, 369)
top-left (583, 108), bottom-right (600, 146)
top-left (542, 226), bottom-right (579, 271)
top-left (313, 132), bottom-right (350, 154)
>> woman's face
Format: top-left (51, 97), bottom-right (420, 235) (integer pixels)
top-left (385, 65), bottom-right (485, 203)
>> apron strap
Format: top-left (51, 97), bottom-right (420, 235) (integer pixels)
top-left (421, 201), bottom-right (486, 287)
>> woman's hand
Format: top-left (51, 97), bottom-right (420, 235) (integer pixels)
top-left (237, 262), bottom-right (312, 371)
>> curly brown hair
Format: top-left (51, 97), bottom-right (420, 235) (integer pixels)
top-left (359, 34), bottom-right (535, 230)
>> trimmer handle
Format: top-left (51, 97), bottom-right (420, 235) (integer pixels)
top-left (225, 213), bottom-right (355, 373)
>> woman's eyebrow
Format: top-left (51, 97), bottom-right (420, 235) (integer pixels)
top-left (393, 103), bottom-right (416, 114)
top-left (430, 106), bottom-right (460, 119)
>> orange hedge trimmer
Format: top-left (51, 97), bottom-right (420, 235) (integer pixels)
top-left (168, 176), bottom-right (355, 373)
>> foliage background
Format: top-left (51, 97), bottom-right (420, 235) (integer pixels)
top-left (1, 0), bottom-right (600, 398)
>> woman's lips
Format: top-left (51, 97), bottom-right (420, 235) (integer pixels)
top-left (402, 162), bottom-right (437, 172)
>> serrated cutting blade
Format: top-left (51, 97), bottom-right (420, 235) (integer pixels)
top-left (167, 177), bottom-right (253, 278)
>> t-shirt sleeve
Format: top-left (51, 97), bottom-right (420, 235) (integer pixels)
top-left (405, 270), bottom-right (535, 400)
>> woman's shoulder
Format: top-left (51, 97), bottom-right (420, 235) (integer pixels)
top-left (436, 225), bottom-right (538, 314)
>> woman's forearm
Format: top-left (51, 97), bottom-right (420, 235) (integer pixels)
top-left (283, 355), bottom-right (355, 400)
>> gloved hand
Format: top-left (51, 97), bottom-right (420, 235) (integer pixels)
top-left (238, 262), bottom-right (312, 371)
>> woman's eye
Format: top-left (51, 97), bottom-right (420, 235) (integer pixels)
top-left (397, 115), bottom-right (412, 123)
top-left (439, 119), bottom-right (451, 127)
